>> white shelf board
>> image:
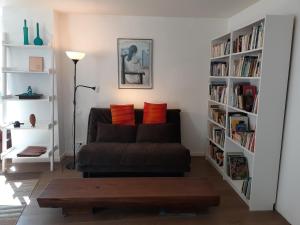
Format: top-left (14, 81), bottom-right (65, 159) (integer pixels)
top-left (228, 76), bottom-right (261, 80)
top-left (225, 175), bottom-right (249, 205)
top-left (1, 146), bottom-right (51, 160)
top-left (226, 136), bottom-right (255, 157)
top-left (208, 137), bottom-right (225, 151)
top-left (1, 121), bottom-right (56, 130)
top-left (227, 105), bottom-right (257, 117)
top-left (208, 118), bottom-right (226, 129)
top-left (209, 76), bottom-right (229, 80)
top-left (2, 43), bottom-right (52, 49)
top-left (210, 54), bottom-right (230, 60)
top-left (2, 68), bottom-right (49, 75)
top-left (207, 155), bottom-right (224, 176)
top-left (1, 95), bottom-right (51, 102)
top-left (231, 48), bottom-right (263, 57)
top-left (208, 99), bottom-right (227, 107)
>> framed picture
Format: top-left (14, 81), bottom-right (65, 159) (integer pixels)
top-left (117, 38), bottom-right (153, 89)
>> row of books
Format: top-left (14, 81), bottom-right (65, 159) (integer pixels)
top-left (209, 142), bottom-right (224, 167)
top-left (232, 131), bottom-right (256, 152)
top-left (232, 83), bottom-right (258, 113)
top-left (232, 55), bottom-right (261, 77)
top-left (209, 124), bottom-right (225, 147)
top-left (210, 62), bottom-right (228, 77)
top-left (211, 39), bottom-right (230, 58)
top-left (233, 22), bottom-right (264, 53)
top-left (209, 82), bottom-right (227, 104)
top-left (209, 105), bottom-right (226, 127)
top-left (229, 113), bottom-right (256, 152)
top-left (242, 177), bottom-right (252, 200)
top-left (227, 152), bottom-right (249, 180)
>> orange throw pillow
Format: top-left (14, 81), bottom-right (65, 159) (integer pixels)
top-left (143, 102), bottom-right (167, 124)
top-left (110, 104), bottom-right (135, 125)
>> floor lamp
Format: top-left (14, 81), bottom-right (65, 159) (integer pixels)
top-left (65, 51), bottom-right (96, 170)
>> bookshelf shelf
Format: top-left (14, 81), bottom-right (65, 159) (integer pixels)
top-left (227, 105), bottom-right (257, 117)
top-left (226, 136), bottom-right (255, 157)
top-left (2, 43), bottom-right (52, 49)
top-left (208, 118), bottom-right (226, 129)
top-left (209, 76), bottom-right (229, 80)
top-left (208, 99), bottom-right (226, 107)
top-left (207, 15), bottom-right (294, 211)
top-left (228, 76), bottom-right (260, 80)
top-left (2, 67), bottom-right (50, 75)
top-left (210, 54), bottom-right (230, 60)
top-left (225, 175), bottom-right (249, 205)
top-left (231, 48), bottom-right (263, 57)
top-left (208, 137), bottom-right (225, 151)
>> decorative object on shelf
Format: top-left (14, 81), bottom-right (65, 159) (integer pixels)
top-left (34, 23), bottom-right (43, 46)
top-left (117, 38), bottom-right (153, 89)
top-left (16, 86), bottom-right (43, 99)
top-left (23, 19), bottom-right (29, 45)
top-left (29, 56), bottom-right (44, 72)
top-left (29, 114), bottom-right (36, 127)
top-left (65, 51), bottom-right (96, 170)
top-left (13, 121), bottom-right (24, 128)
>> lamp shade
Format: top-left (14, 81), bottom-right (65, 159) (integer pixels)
top-left (65, 51), bottom-right (85, 61)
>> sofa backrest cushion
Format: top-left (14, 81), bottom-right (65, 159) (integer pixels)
top-left (136, 123), bottom-right (178, 143)
top-left (87, 108), bottom-right (181, 144)
top-left (96, 123), bottom-right (137, 143)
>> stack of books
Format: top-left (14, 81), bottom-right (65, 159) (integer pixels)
top-left (209, 142), bottom-right (224, 167)
top-left (211, 39), bottom-right (231, 58)
top-left (209, 82), bottom-right (227, 104)
top-left (229, 113), bottom-right (256, 152)
top-left (233, 22), bottom-right (264, 53)
top-left (209, 105), bottom-right (226, 126)
top-left (210, 61), bottom-right (228, 77)
top-left (232, 55), bottom-right (261, 77)
top-left (232, 83), bottom-right (258, 112)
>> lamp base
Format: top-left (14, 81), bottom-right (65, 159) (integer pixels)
top-left (65, 161), bottom-right (76, 170)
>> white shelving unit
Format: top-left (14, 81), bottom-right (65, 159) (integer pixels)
top-left (0, 34), bottom-right (58, 172)
top-left (207, 15), bottom-right (294, 210)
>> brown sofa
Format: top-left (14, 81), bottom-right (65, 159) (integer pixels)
top-left (77, 108), bottom-right (191, 177)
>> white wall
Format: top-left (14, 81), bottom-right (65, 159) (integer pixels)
top-left (55, 13), bottom-right (227, 156)
top-left (228, 0), bottom-right (300, 224)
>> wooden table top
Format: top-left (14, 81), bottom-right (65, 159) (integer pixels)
top-left (37, 177), bottom-right (220, 208)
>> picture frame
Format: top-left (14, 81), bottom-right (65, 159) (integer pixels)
top-left (117, 38), bottom-right (153, 89)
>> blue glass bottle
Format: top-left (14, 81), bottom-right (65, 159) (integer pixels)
top-left (23, 19), bottom-right (29, 45)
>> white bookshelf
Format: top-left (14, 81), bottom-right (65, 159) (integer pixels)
top-left (207, 15), bottom-right (294, 210)
top-left (0, 35), bottom-right (59, 172)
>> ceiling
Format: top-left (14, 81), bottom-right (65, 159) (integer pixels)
top-left (1, 0), bottom-right (259, 18)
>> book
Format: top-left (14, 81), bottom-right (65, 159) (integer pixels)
top-left (228, 155), bottom-right (249, 180)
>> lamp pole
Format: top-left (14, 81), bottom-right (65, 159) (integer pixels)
top-left (65, 52), bottom-right (96, 170)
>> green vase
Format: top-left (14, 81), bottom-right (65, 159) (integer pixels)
top-left (34, 23), bottom-right (43, 46)
top-left (23, 19), bottom-right (29, 45)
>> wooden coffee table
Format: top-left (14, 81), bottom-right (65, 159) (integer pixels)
top-left (37, 177), bottom-right (220, 215)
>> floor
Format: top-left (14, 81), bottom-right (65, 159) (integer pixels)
top-left (0, 157), bottom-right (290, 225)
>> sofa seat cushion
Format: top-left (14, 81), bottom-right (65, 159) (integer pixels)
top-left (77, 143), bottom-right (191, 173)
